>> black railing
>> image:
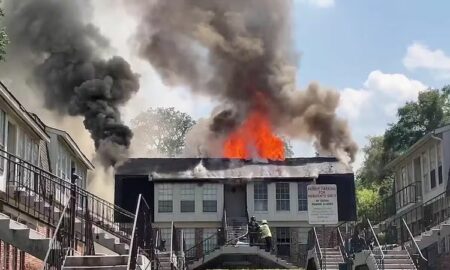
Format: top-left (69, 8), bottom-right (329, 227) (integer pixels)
top-left (185, 230), bottom-right (220, 264)
top-left (0, 148), bottom-right (135, 243)
top-left (127, 194), bottom-right (153, 270)
top-left (83, 195), bottom-right (95, 256)
top-left (402, 218), bottom-right (428, 270)
top-left (372, 182), bottom-right (420, 223)
top-left (42, 197), bottom-right (73, 270)
top-left (378, 191), bottom-right (449, 246)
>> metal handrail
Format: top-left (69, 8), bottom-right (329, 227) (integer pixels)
top-left (127, 194), bottom-right (152, 270)
top-left (0, 148), bottom-right (134, 217)
top-left (170, 221), bottom-right (174, 268)
top-left (337, 227), bottom-right (348, 261)
top-left (42, 196), bottom-right (72, 269)
top-left (367, 219), bottom-right (384, 269)
top-left (185, 230), bottom-right (220, 263)
top-left (313, 227), bottom-right (323, 269)
top-left (402, 218), bottom-right (428, 263)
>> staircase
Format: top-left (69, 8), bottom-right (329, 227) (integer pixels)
top-left (62, 255), bottom-right (148, 270)
top-left (413, 219), bottom-right (450, 250)
top-left (318, 247), bottom-right (344, 270)
top-left (371, 249), bottom-right (416, 270)
top-left (188, 244), bottom-right (296, 269)
top-left (6, 184), bottom-right (131, 255)
top-left (0, 212), bottom-right (51, 260)
top-left (308, 227), bottom-right (345, 270)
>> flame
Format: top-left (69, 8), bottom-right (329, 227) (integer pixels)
top-left (223, 104), bottom-right (285, 160)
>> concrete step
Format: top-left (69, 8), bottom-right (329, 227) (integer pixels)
top-left (64, 255), bottom-right (130, 267)
top-left (0, 213), bottom-right (51, 260)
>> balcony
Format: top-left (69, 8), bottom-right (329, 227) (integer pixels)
top-left (371, 182), bottom-right (421, 223)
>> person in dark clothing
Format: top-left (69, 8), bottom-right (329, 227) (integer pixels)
top-left (248, 216), bottom-right (260, 246)
top-left (350, 228), bottom-right (367, 254)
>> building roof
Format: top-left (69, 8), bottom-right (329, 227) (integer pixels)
top-left (385, 124), bottom-right (450, 170)
top-left (0, 81), bottom-right (50, 142)
top-left (115, 157), bottom-right (353, 180)
top-left (46, 126), bottom-right (94, 170)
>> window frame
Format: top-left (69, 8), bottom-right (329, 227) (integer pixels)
top-left (180, 184), bottom-right (195, 213)
top-left (254, 182), bottom-right (268, 212)
top-left (158, 184), bottom-right (173, 213)
top-left (202, 184), bottom-right (217, 213)
top-left (298, 182), bottom-right (309, 211)
top-left (276, 182), bottom-right (290, 211)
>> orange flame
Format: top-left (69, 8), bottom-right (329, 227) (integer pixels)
top-left (223, 108), bottom-right (285, 161)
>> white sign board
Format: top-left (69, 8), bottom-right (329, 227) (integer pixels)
top-left (307, 184), bottom-right (338, 225)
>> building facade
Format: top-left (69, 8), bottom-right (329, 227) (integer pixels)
top-left (378, 125), bottom-right (450, 268)
top-left (115, 157), bottom-right (357, 266)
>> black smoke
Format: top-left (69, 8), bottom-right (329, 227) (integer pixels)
top-left (130, 0), bottom-right (358, 162)
top-left (4, 0), bottom-right (139, 166)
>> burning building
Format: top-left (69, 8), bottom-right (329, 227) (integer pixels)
top-left (114, 157), bottom-right (356, 268)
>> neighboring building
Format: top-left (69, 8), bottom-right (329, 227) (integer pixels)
top-left (46, 126), bottom-right (94, 189)
top-left (0, 82), bottom-right (50, 192)
top-left (387, 125), bottom-right (450, 214)
top-left (378, 125), bottom-right (450, 269)
top-left (115, 157), bottom-right (357, 266)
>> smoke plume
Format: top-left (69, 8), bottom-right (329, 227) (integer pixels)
top-left (4, 0), bottom-right (139, 166)
top-left (132, 0), bottom-right (358, 162)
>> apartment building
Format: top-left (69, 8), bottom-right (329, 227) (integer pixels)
top-left (115, 157), bottom-right (357, 266)
top-left (0, 81), bottom-right (103, 269)
top-left (375, 125), bottom-right (450, 269)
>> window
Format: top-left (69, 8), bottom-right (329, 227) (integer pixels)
top-left (180, 184), bottom-right (195, 213)
top-left (17, 130), bottom-right (24, 159)
top-left (276, 227), bottom-right (291, 256)
top-left (438, 143), bottom-right (443, 185)
top-left (202, 184), bottom-right (217, 212)
top-left (298, 182), bottom-right (309, 211)
top-left (203, 228), bottom-right (217, 254)
top-left (254, 182), bottom-right (268, 211)
top-left (0, 110), bottom-right (5, 173)
top-left (422, 152), bottom-right (429, 193)
top-left (430, 145), bottom-right (436, 189)
top-left (183, 228), bottom-right (196, 258)
top-left (276, 183), bottom-right (290, 211)
top-left (158, 184), bottom-right (173, 213)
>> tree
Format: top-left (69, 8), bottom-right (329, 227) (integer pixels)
top-left (357, 136), bottom-right (390, 188)
top-left (356, 187), bottom-right (381, 221)
top-left (0, 2), bottom-right (8, 61)
top-left (384, 88), bottom-right (450, 158)
top-left (131, 107), bottom-right (196, 157)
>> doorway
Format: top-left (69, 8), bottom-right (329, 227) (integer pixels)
top-left (224, 183), bottom-right (247, 224)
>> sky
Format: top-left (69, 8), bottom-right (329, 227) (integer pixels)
top-left (91, 0), bottom-right (450, 171)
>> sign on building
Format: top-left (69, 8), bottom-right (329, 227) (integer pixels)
top-left (307, 184), bottom-right (338, 225)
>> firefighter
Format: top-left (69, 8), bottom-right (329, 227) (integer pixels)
top-left (248, 216), bottom-right (260, 246)
top-left (260, 220), bottom-right (272, 252)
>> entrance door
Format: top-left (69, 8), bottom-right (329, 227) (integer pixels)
top-left (224, 184), bottom-right (247, 224)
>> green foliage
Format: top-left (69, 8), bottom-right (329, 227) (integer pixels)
top-left (356, 187), bottom-right (381, 221)
top-left (357, 136), bottom-right (389, 187)
top-left (384, 88), bottom-right (450, 157)
top-left (131, 107), bottom-right (196, 157)
top-left (356, 86), bottom-right (450, 220)
top-left (0, 2), bottom-right (8, 61)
